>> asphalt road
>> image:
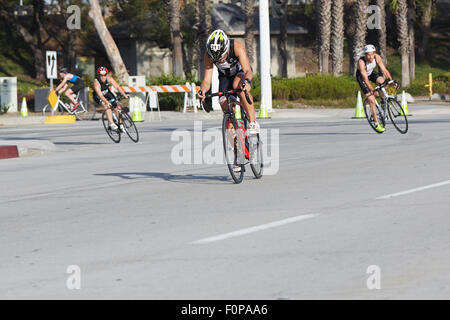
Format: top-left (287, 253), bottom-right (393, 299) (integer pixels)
top-left (1, 103), bottom-right (450, 299)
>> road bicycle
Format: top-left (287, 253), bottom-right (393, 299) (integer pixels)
top-left (363, 80), bottom-right (408, 134)
top-left (42, 91), bottom-right (96, 121)
top-left (203, 89), bottom-right (263, 184)
top-left (101, 95), bottom-right (139, 144)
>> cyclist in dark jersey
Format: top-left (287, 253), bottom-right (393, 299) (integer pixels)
top-left (197, 29), bottom-right (258, 135)
top-left (55, 68), bottom-right (85, 111)
top-left (93, 66), bottom-right (129, 132)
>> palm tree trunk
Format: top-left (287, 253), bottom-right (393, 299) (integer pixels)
top-left (353, 0), bottom-right (369, 76)
top-left (244, 0), bottom-right (255, 66)
top-left (408, 3), bottom-right (415, 81)
top-left (166, 0), bottom-right (184, 77)
top-left (377, 0), bottom-right (387, 64)
top-left (345, 0), bottom-right (357, 75)
top-left (331, 0), bottom-right (344, 76)
top-left (278, 0), bottom-right (288, 77)
top-left (396, 0), bottom-right (410, 87)
top-left (417, 0), bottom-right (432, 60)
top-left (194, 0), bottom-right (208, 79)
top-left (317, 0), bottom-right (332, 74)
top-left (88, 0), bottom-right (129, 83)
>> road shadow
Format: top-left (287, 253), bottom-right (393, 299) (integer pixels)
top-left (54, 142), bottom-right (110, 145)
top-left (281, 132), bottom-right (367, 136)
top-left (94, 171), bottom-right (230, 184)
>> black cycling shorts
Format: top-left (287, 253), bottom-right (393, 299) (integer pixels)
top-left (93, 91), bottom-right (117, 106)
top-left (70, 78), bottom-right (85, 95)
top-left (356, 70), bottom-right (383, 95)
top-left (218, 71), bottom-right (245, 93)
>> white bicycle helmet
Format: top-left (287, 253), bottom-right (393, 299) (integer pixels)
top-left (206, 29), bottom-right (230, 62)
top-left (363, 44), bottom-right (376, 53)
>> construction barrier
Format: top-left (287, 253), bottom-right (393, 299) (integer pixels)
top-left (45, 115), bottom-right (76, 124)
top-left (120, 84), bottom-right (202, 115)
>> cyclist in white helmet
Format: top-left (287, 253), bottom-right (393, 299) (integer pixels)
top-left (356, 44), bottom-right (398, 133)
top-left (197, 29), bottom-right (259, 135)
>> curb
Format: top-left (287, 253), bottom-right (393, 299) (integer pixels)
top-left (0, 145), bottom-right (19, 159)
top-left (0, 140), bottom-right (56, 158)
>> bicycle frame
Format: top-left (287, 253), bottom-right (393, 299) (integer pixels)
top-left (225, 94), bottom-right (250, 161)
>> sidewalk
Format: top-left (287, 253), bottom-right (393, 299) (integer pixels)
top-left (1, 100), bottom-right (449, 126)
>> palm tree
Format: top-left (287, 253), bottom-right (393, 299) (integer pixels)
top-left (331, 0), bottom-right (344, 76)
top-left (244, 0), bottom-right (255, 66)
top-left (277, 0), bottom-right (288, 77)
top-left (377, 0), bottom-right (387, 63)
top-left (194, 0), bottom-right (209, 79)
top-left (345, 0), bottom-right (357, 75)
top-left (317, 0), bottom-right (332, 74)
top-left (396, 0), bottom-right (410, 87)
top-left (353, 0), bottom-right (369, 76)
top-left (417, 0), bottom-right (433, 60)
top-left (88, 0), bottom-right (129, 83)
top-left (408, 0), bottom-right (416, 81)
top-left (165, 0), bottom-right (184, 77)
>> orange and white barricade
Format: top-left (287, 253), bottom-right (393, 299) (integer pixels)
top-left (120, 84), bottom-right (202, 115)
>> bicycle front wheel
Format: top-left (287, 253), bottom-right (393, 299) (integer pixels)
top-left (249, 134), bottom-right (263, 179)
top-left (387, 98), bottom-right (408, 134)
top-left (222, 113), bottom-right (245, 184)
top-left (102, 111), bottom-right (121, 143)
top-left (363, 98), bottom-right (385, 134)
top-left (121, 112), bottom-right (139, 143)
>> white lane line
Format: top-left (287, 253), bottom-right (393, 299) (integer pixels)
top-left (192, 214), bottom-right (318, 244)
top-left (377, 179), bottom-right (450, 200)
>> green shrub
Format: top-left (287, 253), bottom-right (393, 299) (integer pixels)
top-left (251, 75), bottom-right (360, 103)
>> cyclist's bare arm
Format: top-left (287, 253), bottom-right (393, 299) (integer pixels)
top-left (357, 60), bottom-right (375, 94)
top-left (198, 53), bottom-right (214, 100)
top-left (93, 80), bottom-right (110, 106)
top-left (375, 54), bottom-right (393, 82)
top-left (108, 76), bottom-right (129, 98)
top-left (55, 75), bottom-right (70, 92)
top-left (234, 40), bottom-right (253, 82)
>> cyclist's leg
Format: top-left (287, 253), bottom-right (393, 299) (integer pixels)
top-left (218, 75), bottom-right (234, 130)
top-left (233, 72), bottom-right (255, 123)
top-left (65, 88), bottom-right (78, 106)
top-left (357, 72), bottom-right (380, 123)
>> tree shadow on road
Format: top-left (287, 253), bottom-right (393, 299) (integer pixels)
top-left (94, 172), bottom-right (230, 184)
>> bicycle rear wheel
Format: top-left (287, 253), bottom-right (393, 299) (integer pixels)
top-left (363, 98), bottom-right (385, 134)
top-left (121, 112), bottom-right (139, 143)
top-left (102, 111), bottom-right (121, 143)
top-left (249, 134), bottom-right (263, 179)
top-left (387, 98), bottom-right (408, 134)
top-left (222, 113), bottom-right (245, 184)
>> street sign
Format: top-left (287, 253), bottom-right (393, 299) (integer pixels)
top-left (46, 51), bottom-right (57, 79)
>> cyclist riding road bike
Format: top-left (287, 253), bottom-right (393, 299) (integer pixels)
top-left (55, 68), bottom-right (85, 112)
top-left (197, 29), bottom-right (259, 135)
top-left (356, 44), bottom-right (399, 133)
top-left (93, 66), bottom-right (129, 132)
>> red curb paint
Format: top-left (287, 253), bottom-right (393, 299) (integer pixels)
top-left (0, 146), bottom-right (19, 159)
